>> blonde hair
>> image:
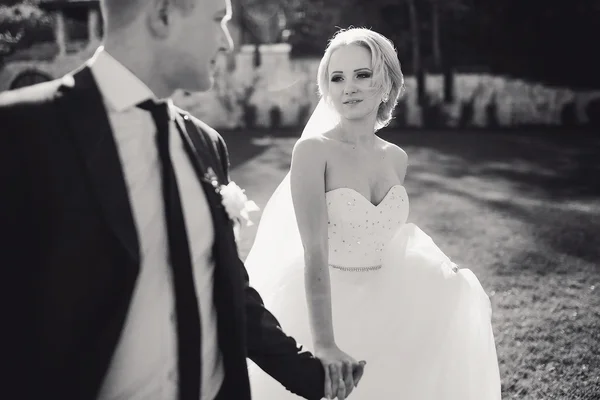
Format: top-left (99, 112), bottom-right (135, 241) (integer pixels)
top-left (317, 27), bottom-right (405, 130)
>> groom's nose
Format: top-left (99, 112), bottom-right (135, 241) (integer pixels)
top-left (220, 23), bottom-right (234, 54)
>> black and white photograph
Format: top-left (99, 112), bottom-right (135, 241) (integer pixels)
top-left (1, 1), bottom-right (598, 399)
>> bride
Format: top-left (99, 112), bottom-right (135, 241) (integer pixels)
top-left (245, 27), bottom-right (501, 399)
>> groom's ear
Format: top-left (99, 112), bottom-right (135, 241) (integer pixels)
top-left (147, 0), bottom-right (174, 38)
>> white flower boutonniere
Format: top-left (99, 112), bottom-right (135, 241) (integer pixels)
top-left (219, 181), bottom-right (260, 227)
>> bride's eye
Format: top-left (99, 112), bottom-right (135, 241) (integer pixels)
top-left (357, 72), bottom-right (372, 79)
top-left (331, 76), bottom-right (343, 82)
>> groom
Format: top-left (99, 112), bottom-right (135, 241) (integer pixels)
top-left (0, 0), bottom-right (364, 399)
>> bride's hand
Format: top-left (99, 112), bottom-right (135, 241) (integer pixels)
top-left (315, 344), bottom-right (366, 399)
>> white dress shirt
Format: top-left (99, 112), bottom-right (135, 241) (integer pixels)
top-left (88, 47), bottom-right (224, 400)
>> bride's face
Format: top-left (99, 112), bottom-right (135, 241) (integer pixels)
top-left (326, 44), bottom-right (383, 123)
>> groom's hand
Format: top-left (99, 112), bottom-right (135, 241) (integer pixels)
top-left (325, 360), bottom-right (367, 399)
top-left (351, 360), bottom-right (366, 388)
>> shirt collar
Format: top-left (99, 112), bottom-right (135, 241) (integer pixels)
top-left (88, 46), bottom-right (176, 120)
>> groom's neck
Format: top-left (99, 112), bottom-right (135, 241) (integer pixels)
top-left (102, 31), bottom-right (172, 99)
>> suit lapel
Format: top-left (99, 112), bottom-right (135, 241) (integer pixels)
top-left (55, 66), bottom-right (140, 264)
top-left (175, 114), bottom-right (249, 394)
top-left (174, 114), bottom-right (241, 277)
top-left (175, 114), bottom-right (231, 229)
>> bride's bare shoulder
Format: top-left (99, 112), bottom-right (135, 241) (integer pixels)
top-left (291, 134), bottom-right (331, 189)
top-left (292, 129), bottom-right (337, 160)
top-left (377, 137), bottom-right (407, 160)
top-left (377, 137), bottom-right (408, 177)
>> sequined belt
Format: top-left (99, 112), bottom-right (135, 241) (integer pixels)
top-left (329, 264), bottom-right (382, 272)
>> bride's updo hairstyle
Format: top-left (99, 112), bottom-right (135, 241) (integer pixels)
top-left (317, 27), bottom-right (405, 131)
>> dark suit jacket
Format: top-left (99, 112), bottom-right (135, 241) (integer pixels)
top-left (0, 66), bottom-right (324, 400)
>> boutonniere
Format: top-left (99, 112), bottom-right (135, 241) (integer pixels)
top-left (216, 179), bottom-right (260, 227)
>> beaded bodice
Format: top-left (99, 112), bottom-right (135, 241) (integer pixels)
top-left (326, 185), bottom-right (408, 271)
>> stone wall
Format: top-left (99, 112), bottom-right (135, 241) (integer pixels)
top-left (0, 42), bottom-right (97, 90)
top-left (173, 43), bottom-right (321, 130)
top-left (3, 39), bottom-right (598, 128)
top-left (174, 43), bottom-right (600, 129)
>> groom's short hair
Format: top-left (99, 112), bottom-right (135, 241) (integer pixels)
top-left (101, 0), bottom-right (198, 31)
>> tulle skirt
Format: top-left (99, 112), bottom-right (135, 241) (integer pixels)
top-left (248, 223), bottom-right (501, 399)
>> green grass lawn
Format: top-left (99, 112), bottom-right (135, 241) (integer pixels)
top-left (225, 128), bottom-right (600, 400)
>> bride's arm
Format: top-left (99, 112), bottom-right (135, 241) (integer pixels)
top-left (290, 138), bottom-right (363, 398)
top-left (289, 137), bottom-right (335, 350)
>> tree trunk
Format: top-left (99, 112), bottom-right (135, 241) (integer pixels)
top-left (431, 0), bottom-right (442, 71)
top-left (443, 65), bottom-right (454, 103)
top-left (407, 0), bottom-right (425, 106)
top-left (431, 0), bottom-right (455, 103)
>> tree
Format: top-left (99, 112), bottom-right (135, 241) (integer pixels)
top-left (0, 0), bottom-right (52, 64)
top-left (277, 0), bottom-right (600, 89)
top-left (0, 29), bottom-right (21, 63)
top-left (427, 0), bottom-right (469, 103)
top-left (429, 0), bottom-right (468, 71)
top-left (241, 0), bottom-right (288, 44)
top-left (284, 0), bottom-right (342, 57)
top-left (405, 0), bottom-right (423, 104)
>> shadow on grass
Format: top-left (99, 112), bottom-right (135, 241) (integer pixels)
top-left (220, 131), bottom-right (276, 170)
top-left (379, 130), bottom-right (600, 200)
top-left (226, 127), bottom-right (600, 199)
top-left (376, 130), bottom-right (600, 272)
top-left (414, 177), bottom-right (600, 274)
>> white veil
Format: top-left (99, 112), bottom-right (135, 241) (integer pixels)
top-left (244, 99), bottom-right (338, 303)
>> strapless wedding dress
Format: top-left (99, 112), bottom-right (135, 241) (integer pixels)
top-left (248, 185), bottom-right (501, 399)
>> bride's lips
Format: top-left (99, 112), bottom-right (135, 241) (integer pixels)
top-left (343, 99), bottom-right (363, 105)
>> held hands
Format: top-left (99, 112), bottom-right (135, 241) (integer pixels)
top-left (315, 343), bottom-right (366, 399)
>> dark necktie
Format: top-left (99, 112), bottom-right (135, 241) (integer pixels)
top-left (137, 100), bottom-right (202, 400)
